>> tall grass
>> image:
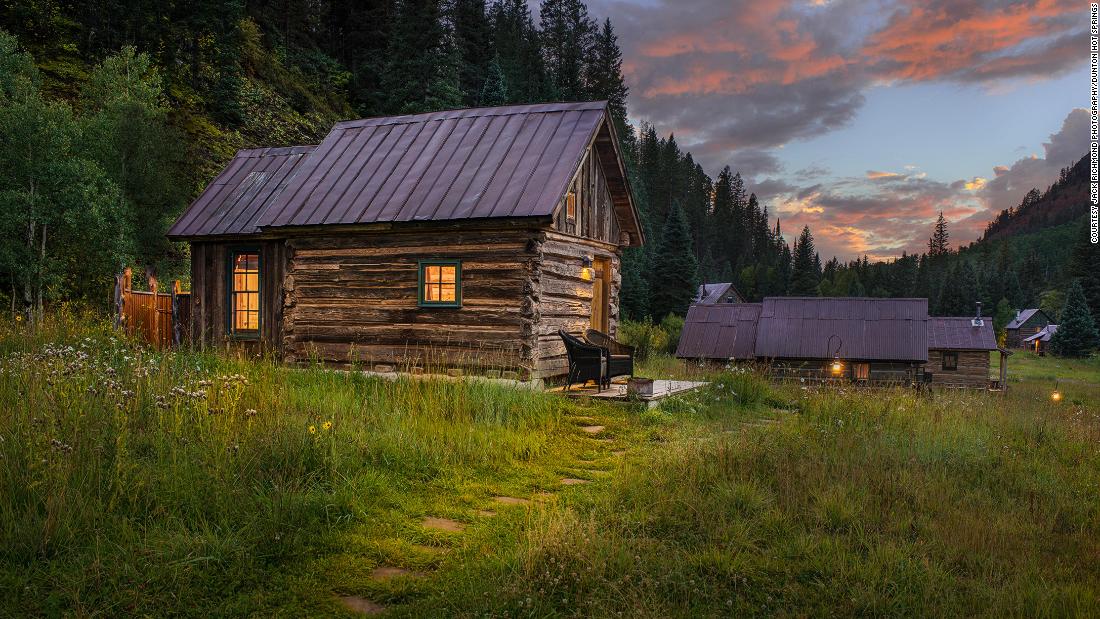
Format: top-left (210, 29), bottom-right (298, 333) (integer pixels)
top-left (0, 312), bottom-right (569, 615)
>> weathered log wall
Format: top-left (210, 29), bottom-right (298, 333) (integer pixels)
top-left (533, 231), bottom-right (621, 378)
top-left (925, 349), bottom-right (991, 387)
top-left (281, 226), bottom-right (543, 374)
top-left (189, 240), bottom-right (286, 355)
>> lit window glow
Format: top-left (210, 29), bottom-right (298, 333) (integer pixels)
top-left (231, 252), bottom-right (260, 333)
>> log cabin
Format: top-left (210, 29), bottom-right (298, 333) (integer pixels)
top-left (925, 315), bottom-right (1007, 388)
top-left (167, 102), bottom-right (644, 380)
top-left (1005, 308), bottom-right (1053, 348)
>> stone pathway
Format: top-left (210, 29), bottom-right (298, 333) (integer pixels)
top-left (340, 595), bottom-right (386, 615)
top-left (422, 516), bottom-right (466, 532)
top-left (581, 425), bottom-right (605, 434)
top-left (371, 566), bottom-right (424, 581)
top-left (560, 477), bottom-right (590, 485)
top-left (492, 496), bottom-right (531, 506)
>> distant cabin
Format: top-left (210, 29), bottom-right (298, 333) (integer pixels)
top-left (1005, 309), bottom-right (1053, 348)
top-left (676, 297), bottom-right (1010, 389)
top-left (167, 102), bottom-right (644, 379)
top-left (1022, 324), bottom-right (1057, 355)
top-left (926, 316), bottom-right (1007, 388)
top-left (694, 282), bottom-right (743, 305)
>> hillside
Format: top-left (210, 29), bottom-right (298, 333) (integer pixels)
top-left (978, 154), bottom-right (1089, 243)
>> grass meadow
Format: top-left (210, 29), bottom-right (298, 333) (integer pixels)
top-left (2, 312), bottom-right (1099, 617)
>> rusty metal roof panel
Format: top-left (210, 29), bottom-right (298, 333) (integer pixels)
top-left (167, 146), bottom-right (316, 238)
top-left (675, 304), bottom-right (762, 360)
top-left (928, 317), bottom-right (997, 350)
top-left (754, 297), bottom-right (929, 362)
top-left (255, 101), bottom-right (607, 229)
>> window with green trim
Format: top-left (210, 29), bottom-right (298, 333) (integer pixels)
top-left (418, 260), bottom-right (461, 307)
top-left (229, 250), bottom-right (261, 337)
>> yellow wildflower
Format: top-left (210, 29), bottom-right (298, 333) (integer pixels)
top-left (308, 425), bottom-right (316, 435)
top-left (322, 421), bottom-right (333, 431)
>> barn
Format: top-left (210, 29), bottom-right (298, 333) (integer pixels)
top-left (167, 102), bottom-right (644, 380)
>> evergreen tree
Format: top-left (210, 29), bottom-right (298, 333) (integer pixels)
top-left (453, 0), bottom-right (493, 106)
top-left (489, 0), bottom-right (547, 102)
top-left (1068, 225), bottom-right (1100, 322)
top-left (649, 204), bottom-right (699, 319)
top-left (789, 226), bottom-right (820, 295)
top-left (937, 261), bottom-right (982, 316)
top-left (539, 0), bottom-right (593, 100)
top-left (584, 18), bottom-right (628, 134)
top-left (479, 54), bottom-right (508, 105)
top-left (928, 211), bottom-right (950, 257)
top-left (993, 298), bottom-right (1014, 344)
top-left (1050, 280), bottom-right (1100, 357)
top-left (380, 0), bottom-right (463, 114)
top-left (619, 246), bottom-right (649, 319)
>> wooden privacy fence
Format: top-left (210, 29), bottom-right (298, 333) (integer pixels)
top-left (113, 268), bottom-right (191, 348)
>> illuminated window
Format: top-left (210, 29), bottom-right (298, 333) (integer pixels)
top-left (229, 251), bottom-right (260, 336)
top-left (566, 191), bottom-right (577, 222)
top-left (942, 352), bottom-right (958, 371)
top-left (418, 260), bottom-right (461, 307)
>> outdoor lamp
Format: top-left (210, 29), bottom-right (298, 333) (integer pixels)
top-left (1051, 390), bottom-right (1063, 402)
top-left (580, 256), bottom-right (594, 281)
top-left (827, 334), bottom-right (843, 376)
top-left (831, 358), bottom-right (843, 375)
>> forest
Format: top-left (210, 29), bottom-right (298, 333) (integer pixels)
top-left (0, 0), bottom-right (1095, 331)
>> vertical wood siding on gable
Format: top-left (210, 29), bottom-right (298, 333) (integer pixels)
top-left (552, 145), bottom-right (620, 244)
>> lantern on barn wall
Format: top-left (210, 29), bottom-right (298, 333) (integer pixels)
top-left (827, 334), bottom-right (844, 376)
top-left (580, 256), bottom-right (594, 281)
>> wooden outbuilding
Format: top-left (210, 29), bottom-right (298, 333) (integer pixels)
top-left (694, 282), bottom-right (744, 304)
top-left (926, 316), bottom-right (1006, 389)
top-left (1022, 324), bottom-right (1057, 355)
top-left (1005, 308), bottom-right (1053, 347)
top-left (167, 102), bottom-right (644, 379)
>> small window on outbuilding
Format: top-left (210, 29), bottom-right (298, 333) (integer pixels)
top-left (419, 260), bottom-right (461, 307)
top-left (942, 352), bottom-right (958, 371)
top-left (229, 250), bottom-right (260, 337)
top-left (566, 190), bottom-right (577, 222)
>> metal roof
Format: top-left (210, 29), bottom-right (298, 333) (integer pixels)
top-left (927, 317), bottom-right (997, 350)
top-left (169, 102), bottom-right (642, 242)
top-left (1006, 308), bottom-right (1050, 330)
top-left (694, 282), bottom-right (743, 305)
top-left (675, 303), bottom-right (761, 360)
top-left (167, 146), bottom-right (315, 238)
top-left (753, 297), bottom-right (929, 362)
top-left (1023, 324), bottom-right (1058, 342)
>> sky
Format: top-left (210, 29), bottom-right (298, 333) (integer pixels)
top-left (583, 0), bottom-right (1090, 261)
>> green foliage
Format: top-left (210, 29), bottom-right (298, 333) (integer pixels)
top-left (0, 31), bottom-right (130, 321)
top-left (993, 297), bottom-right (1014, 343)
top-left (789, 225), bottom-right (820, 296)
top-left (1069, 225), bottom-right (1100, 321)
top-left (479, 54), bottom-right (507, 106)
top-left (659, 313), bottom-right (684, 355)
top-left (649, 204), bottom-right (699, 320)
top-left (617, 318), bottom-right (669, 362)
top-left (1051, 280), bottom-right (1099, 357)
top-left (937, 260), bottom-right (982, 316)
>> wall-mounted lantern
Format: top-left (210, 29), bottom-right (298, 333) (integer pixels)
top-left (580, 256), bottom-right (594, 281)
top-left (827, 334), bottom-right (844, 377)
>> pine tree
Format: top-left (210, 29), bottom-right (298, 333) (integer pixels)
top-left (649, 204), bottom-right (699, 319)
top-left (928, 212), bottom-right (950, 257)
top-left (489, 0), bottom-right (547, 102)
top-left (453, 0), bottom-right (493, 106)
top-left (1068, 225), bottom-right (1100, 322)
top-left (479, 54), bottom-right (508, 105)
top-left (993, 298), bottom-right (1014, 344)
top-left (584, 18), bottom-right (628, 133)
top-left (937, 261), bottom-right (982, 316)
top-left (539, 0), bottom-right (593, 101)
top-left (381, 0), bottom-right (464, 114)
top-left (1050, 280), bottom-right (1100, 357)
top-left (789, 226), bottom-right (820, 296)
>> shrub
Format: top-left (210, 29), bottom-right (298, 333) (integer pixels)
top-left (618, 319), bottom-right (668, 361)
top-left (660, 314), bottom-right (684, 354)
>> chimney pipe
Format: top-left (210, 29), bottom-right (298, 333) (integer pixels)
top-left (975, 301), bottom-right (982, 319)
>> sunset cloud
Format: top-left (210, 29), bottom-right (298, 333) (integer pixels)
top-left (586, 0), bottom-right (1086, 259)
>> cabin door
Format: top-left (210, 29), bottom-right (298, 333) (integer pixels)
top-left (590, 257), bottom-right (611, 333)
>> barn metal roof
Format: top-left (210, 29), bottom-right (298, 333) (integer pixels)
top-left (169, 102), bottom-right (642, 243)
top-left (167, 146), bottom-right (315, 238)
top-left (927, 317), bottom-right (997, 350)
top-left (675, 303), bottom-right (761, 360)
top-left (753, 297), bottom-right (929, 362)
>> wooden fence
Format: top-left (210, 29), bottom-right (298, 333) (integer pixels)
top-left (113, 268), bottom-right (191, 348)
